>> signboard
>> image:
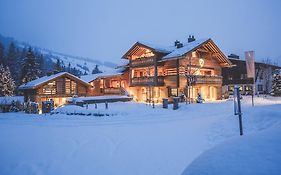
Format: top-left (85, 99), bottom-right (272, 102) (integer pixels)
top-left (245, 51), bottom-right (255, 79)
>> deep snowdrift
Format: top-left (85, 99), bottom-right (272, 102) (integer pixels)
top-left (182, 125), bottom-right (281, 175)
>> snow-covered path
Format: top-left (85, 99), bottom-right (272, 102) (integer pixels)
top-left (0, 97), bottom-right (280, 175)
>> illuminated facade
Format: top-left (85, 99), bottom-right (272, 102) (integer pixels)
top-left (19, 72), bottom-right (91, 110)
top-left (99, 37), bottom-right (233, 103)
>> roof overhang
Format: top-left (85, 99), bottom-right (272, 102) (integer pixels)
top-left (159, 39), bottom-right (232, 67)
top-left (122, 42), bottom-right (170, 59)
top-left (19, 72), bottom-right (92, 90)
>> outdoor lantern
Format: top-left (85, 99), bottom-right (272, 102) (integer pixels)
top-left (199, 58), bottom-right (204, 68)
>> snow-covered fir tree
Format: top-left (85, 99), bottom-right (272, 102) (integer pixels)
top-left (92, 64), bottom-right (102, 74)
top-left (21, 47), bottom-right (41, 84)
top-left (0, 42), bottom-right (4, 66)
top-left (0, 64), bottom-right (15, 96)
top-left (271, 74), bottom-right (281, 96)
top-left (54, 58), bottom-right (63, 73)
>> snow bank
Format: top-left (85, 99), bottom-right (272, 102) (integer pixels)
top-left (0, 96), bottom-right (24, 105)
top-left (52, 104), bottom-right (119, 116)
top-left (182, 125), bottom-right (281, 175)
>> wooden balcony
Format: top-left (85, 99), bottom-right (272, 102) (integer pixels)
top-left (130, 76), bottom-right (164, 86)
top-left (130, 57), bottom-right (155, 67)
top-left (192, 75), bottom-right (222, 85)
top-left (104, 87), bottom-right (122, 94)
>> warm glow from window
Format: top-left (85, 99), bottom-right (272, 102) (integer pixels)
top-left (192, 51), bottom-right (197, 57)
top-left (131, 48), bottom-right (155, 60)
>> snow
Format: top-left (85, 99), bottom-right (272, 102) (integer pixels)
top-left (0, 96), bottom-right (281, 175)
top-left (0, 96), bottom-right (24, 105)
top-left (68, 95), bottom-right (131, 102)
top-left (131, 39), bottom-right (211, 61)
top-left (38, 49), bottom-right (117, 74)
top-left (182, 126), bottom-right (281, 175)
top-left (161, 38), bottom-right (209, 60)
top-left (80, 71), bottom-right (123, 83)
top-left (137, 41), bottom-right (175, 53)
top-left (19, 72), bottom-right (90, 89)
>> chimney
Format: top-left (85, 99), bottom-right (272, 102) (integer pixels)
top-left (228, 54), bottom-right (240, 59)
top-left (174, 40), bottom-right (183, 48)
top-left (174, 40), bottom-right (180, 47)
top-left (188, 35), bottom-right (196, 43)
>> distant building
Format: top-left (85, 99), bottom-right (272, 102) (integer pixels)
top-left (222, 54), bottom-right (281, 95)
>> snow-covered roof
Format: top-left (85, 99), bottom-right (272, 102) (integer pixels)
top-left (137, 41), bottom-right (174, 53)
top-left (19, 72), bottom-right (91, 89)
top-left (161, 38), bottom-right (210, 61)
top-left (80, 70), bottom-right (123, 83)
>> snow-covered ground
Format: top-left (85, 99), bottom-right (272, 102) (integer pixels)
top-left (0, 96), bottom-right (280, 175)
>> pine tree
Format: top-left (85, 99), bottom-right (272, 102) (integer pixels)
top-left (21, 47), bottom-right (41, 84)
top-left (271, 74), bottom-right (281, 96)
top-left (6, 42), bottom-right (20, 83)
top-left (0, 64), bottom-right (15, 96)
top-left (67, 62), bottom-right (71, 72)
top-left (37, 54), bottom-right (45, 76)
top-left (0, 42), bottom-right (4, 66)
top-left (54, 58), bottom-right (63, 73)
top-left (92, 64), bottom-right (102, 74)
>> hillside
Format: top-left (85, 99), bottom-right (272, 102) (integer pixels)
top-left (0, 34), bottom-right (117, 75)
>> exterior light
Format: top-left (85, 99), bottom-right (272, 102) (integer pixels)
top-left (199, 58), bottom-right (204, 68)
top-left (192, 51), bottom-right (197, 57)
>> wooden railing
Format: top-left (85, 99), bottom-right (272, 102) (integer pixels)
top-left (131, 76), bottom-right (164, 86)
top-left (104, 88), bottom-right (122, 94)
top-left (192, 75), bottom-right (222, 85)
top-left (130, 57), bottom-right (155, 67)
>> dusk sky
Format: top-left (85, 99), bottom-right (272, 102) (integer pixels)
top-left (0, 0), bottom-right (281, 64)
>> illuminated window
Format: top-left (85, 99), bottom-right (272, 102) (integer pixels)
top-left (100, 79), bottom-right (104, 88)
top-left (42, 81), bottom-right (57, 95)
top-left (168, 87), bottom-right (178, 97)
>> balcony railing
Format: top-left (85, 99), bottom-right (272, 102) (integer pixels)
top-left (130, 57), bottom-right (155, 67)
top-left (104, 88), bottom-right (122, 94)
top-left (192, 75), bottom-right (222, 85)
top-left (131, 76), bottom-right (164, 86)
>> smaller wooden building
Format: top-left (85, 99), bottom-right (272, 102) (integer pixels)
top-left (19, 72), bottom-right (91, 111)
top-left (80, 69), bottom-right (129, 96)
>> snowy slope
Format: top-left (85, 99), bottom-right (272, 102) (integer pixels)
top-left (0, 96), bottom-right (281, 175)
top-left (37, 48), bottom-right (117, 74)
top-left (0, 34), bottom-right (117, 74)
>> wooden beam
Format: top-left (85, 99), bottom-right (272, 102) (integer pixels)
top-left (197, 48), bottom-right (209, 53)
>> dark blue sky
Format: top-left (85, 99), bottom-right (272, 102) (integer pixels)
top-left (0, 0), bottom-right (281, 64)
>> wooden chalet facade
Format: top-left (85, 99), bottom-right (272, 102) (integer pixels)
top-left (80, 70), bottom-right (129, 96)
top-left (18, 36), bottom-right (235, 111)
top-left (19, 72), bottom-right (91, 111)
top-left (119, 37), bottom-right (232, 103)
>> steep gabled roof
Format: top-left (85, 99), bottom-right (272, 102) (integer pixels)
top-left (160, 38), bottom-right (232, 67)
top-left (161, 38), bottom-right (210, 60)
top-left (122, 38), bottom-right (232, 67)
top-left (122, 41), bottom-right (173, 59)
top-left (19, 72), bottom-right (91, 90)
